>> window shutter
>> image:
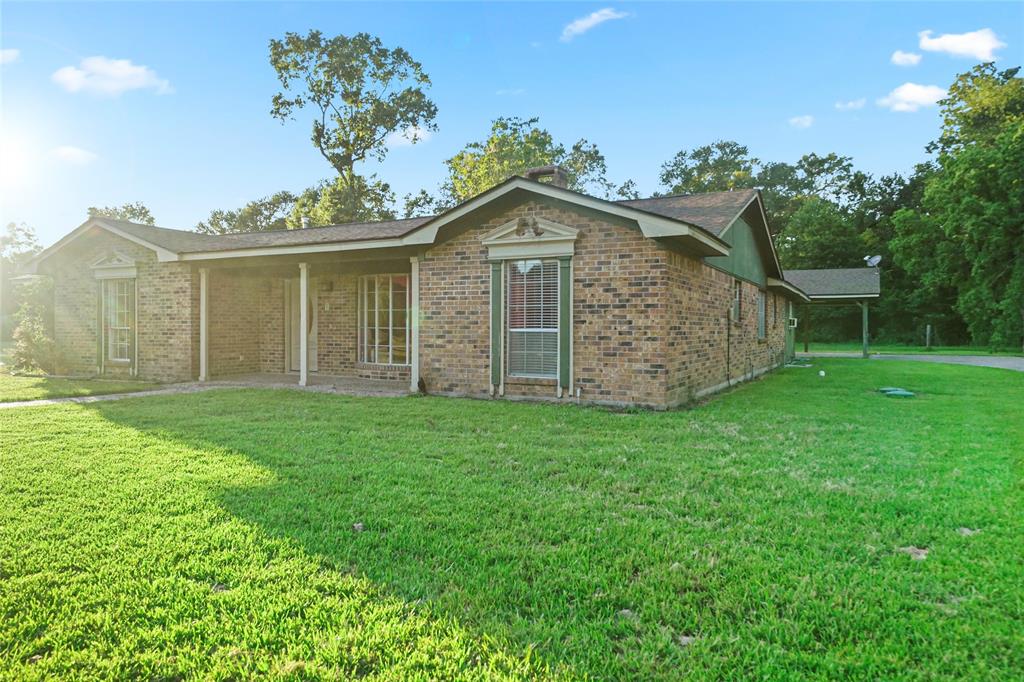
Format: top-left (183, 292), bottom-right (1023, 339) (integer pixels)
top-left (558, 257), bottom-right (571, 391)
top-left (129, 279), bottom-right (137, 374)
top-left (490, 261), bottom-right (503, 388)
top-left (96, 281), bottom-right (104, 374)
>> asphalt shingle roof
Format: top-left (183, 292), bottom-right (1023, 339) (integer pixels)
top-left (101, 216), bottom-right (431, 253)
top-left (784, 268), bottom-right (880, 297)
top-left (96, 186), bottom-right (760, 256)
top-left (617, 189), bottom-right (758, 236)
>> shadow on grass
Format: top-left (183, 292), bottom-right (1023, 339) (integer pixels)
top-left (80, 362), bottom-right (1024, 679)
top-left (86, 391), bottom-right (688, 679)
top-left (0, 373), bottom-right (156, 402)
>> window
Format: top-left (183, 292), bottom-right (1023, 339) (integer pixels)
top-left (757, 290), bottom-right (767, 339)
top-left (358, 274), bottom-right (410, 365)
top-left (104, 278), bottom-right (134, 362)
top-left (506, 259), bottom-right (558, 378)
top-left (732, 279), bottom-right (742, 322)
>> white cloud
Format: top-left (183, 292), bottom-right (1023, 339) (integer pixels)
top-left (835, 98), bottom-right (866, 111)
top-left (386, 125), bottom-right (433, 147)
top-left (918, 28), bottom-right (1006, 60)
top-left (51, 145), bottom-right (98, 165)
top-left (788, 115), bottom-right (814, 129)
top-left (560, 8), bottom-right (629, 42)
top-left (52, 56), bottom-right (172, 96)
top-left (0, 48), bottom-right (20, 65)
top-left (496, 88), bottom-right (526, 96)
top-left (877, 82), bottom-right (946, 112)
top-left (891, 50), bottom-right (922, 66)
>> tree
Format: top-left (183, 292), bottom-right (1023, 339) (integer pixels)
top-left (774, 197), bottom-right (861, 270)
top-left (10, 276), bottom-right (55, 373)
top-left (893, 63), bottom-right (1024, 349)
top-left (196, 192), bottom-right (297, 234)
top-left (930, 63), bottom-right (1024, 155)
top-left (1, 222), bottom-right (41, 349)
top-left (88, 202), bottom-right (155, 225)
top-left (269, 30), bottom-right (437, 184)
top-left (287, 175), bottom-right (396, 227)
top-left (659, 140), bottom-right (759, 195)
top-left (657, 142), bottom-right (865, 236)
top-left (404, 117), bottom-right (634, 216)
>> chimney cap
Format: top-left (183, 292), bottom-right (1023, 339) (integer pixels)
top-left (523, 165), bottom-right (569, 188)
top-left (300, 214), bottom-right (311, 229)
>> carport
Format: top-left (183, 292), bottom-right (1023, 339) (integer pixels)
top-left (784, 268), bottom-right (881, 358)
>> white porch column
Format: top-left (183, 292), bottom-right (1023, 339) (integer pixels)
top-left (198, 268), bottom-right (209, 382)
top-left (409, 256), bottom-right (420, 392)
top-left (299, 262), bottom-right (309, 387)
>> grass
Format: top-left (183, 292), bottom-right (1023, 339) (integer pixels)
top-left (1, 359), bottom-right (1022, 680)
top-left (0, 373), bottom-right (157, 403)
top-left (804, 342), bottom-right (1023, 356)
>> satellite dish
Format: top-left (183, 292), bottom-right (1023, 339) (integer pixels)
top-left (864, 255), bottom-right (882, 267)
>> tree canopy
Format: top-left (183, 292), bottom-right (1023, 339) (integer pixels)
top-left (404, 117), bottom-right (636, 217)
top-left (196, 192), bottom-right (297, 234)
top-left (893, 63), bottom-right (1024, 349)
top-left (88, 202), bottom-right (155, 225)
top-left (269, 30), bottom-right (437, 182)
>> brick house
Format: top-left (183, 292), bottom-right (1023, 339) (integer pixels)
top-left (26, 168), bottom-right (812, 408)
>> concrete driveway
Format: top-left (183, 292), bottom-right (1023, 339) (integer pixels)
top-left (799, 352), bottom-right (1024, 372)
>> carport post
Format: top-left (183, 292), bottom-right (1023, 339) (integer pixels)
top-left (299, 262), bottom-right (308, 387)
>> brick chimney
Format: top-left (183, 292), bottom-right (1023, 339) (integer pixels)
top-left (523, 165), bottom-right (569, 188)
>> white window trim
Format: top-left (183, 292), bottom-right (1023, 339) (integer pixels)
top-left (357, 273), bottom-right (411, 366)
top-left (104, 278), bottom-right (133, 363)
top-left (91, 251), bottom-right (137, 280)
top-left (505, 258), bottom-right (559, 380)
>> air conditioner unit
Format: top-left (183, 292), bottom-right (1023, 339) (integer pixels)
top-left (788, 317), bottom-right (799, 329)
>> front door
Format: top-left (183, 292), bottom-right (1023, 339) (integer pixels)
top-left (286, 278), bottom-right (318, 372)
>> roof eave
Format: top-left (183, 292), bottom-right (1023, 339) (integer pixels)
top-left (23, 217), bottom-right (181, 273)
top-left (767, 277), bottom-right (811, 303)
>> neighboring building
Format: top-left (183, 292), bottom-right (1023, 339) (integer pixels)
top-left (26, 168), bottom-right (814, 409)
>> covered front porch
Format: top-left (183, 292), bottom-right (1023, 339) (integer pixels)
top-left (192, 251), bottom-right (422, 391)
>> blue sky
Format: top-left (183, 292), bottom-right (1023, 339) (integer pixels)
top-left (2, 2), bottom-right (1021, 245)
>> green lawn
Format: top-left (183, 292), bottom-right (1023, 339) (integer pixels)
top-left (1, 360), bottom-right (1022, 680)
top-left (803, 342), bottom-right (1023, 356)
top-left (0, 373), bottom-right (157, 403)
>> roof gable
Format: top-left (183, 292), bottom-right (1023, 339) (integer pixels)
top-left (619, 189), bottom-right (759, 236)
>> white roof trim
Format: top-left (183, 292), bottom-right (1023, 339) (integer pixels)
top-left (766, 277), bottom-right (810, 303)
top-left (804, 293), bottom-right (881, 300)
top-left (24, 218), bottom-right (178, 272)
top-left (481, 216), bottom-right (579, 260)
top-left (403, 177), bottom-right (730, 257)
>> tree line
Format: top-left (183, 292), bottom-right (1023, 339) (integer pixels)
top-left (3, 31), bottom-right (1021, 354)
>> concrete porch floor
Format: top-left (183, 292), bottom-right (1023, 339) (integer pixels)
top-left (208, 373), bottom-right (411, 397)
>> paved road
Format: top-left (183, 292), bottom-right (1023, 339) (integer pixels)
top-left (798, 352), bottom-right (1024, 372)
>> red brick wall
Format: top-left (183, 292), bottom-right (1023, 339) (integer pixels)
top-left (419, 198), bottom-right (672, 407)
top-left (663, 253), bottom-right (787, 404)
top-left (47, 227), bottom-right (194, 382)
top-left (208, 271), bottom-right (261, 376)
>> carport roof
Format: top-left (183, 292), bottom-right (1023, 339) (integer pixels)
top-left (784, 268), bottom-right (880, 299)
